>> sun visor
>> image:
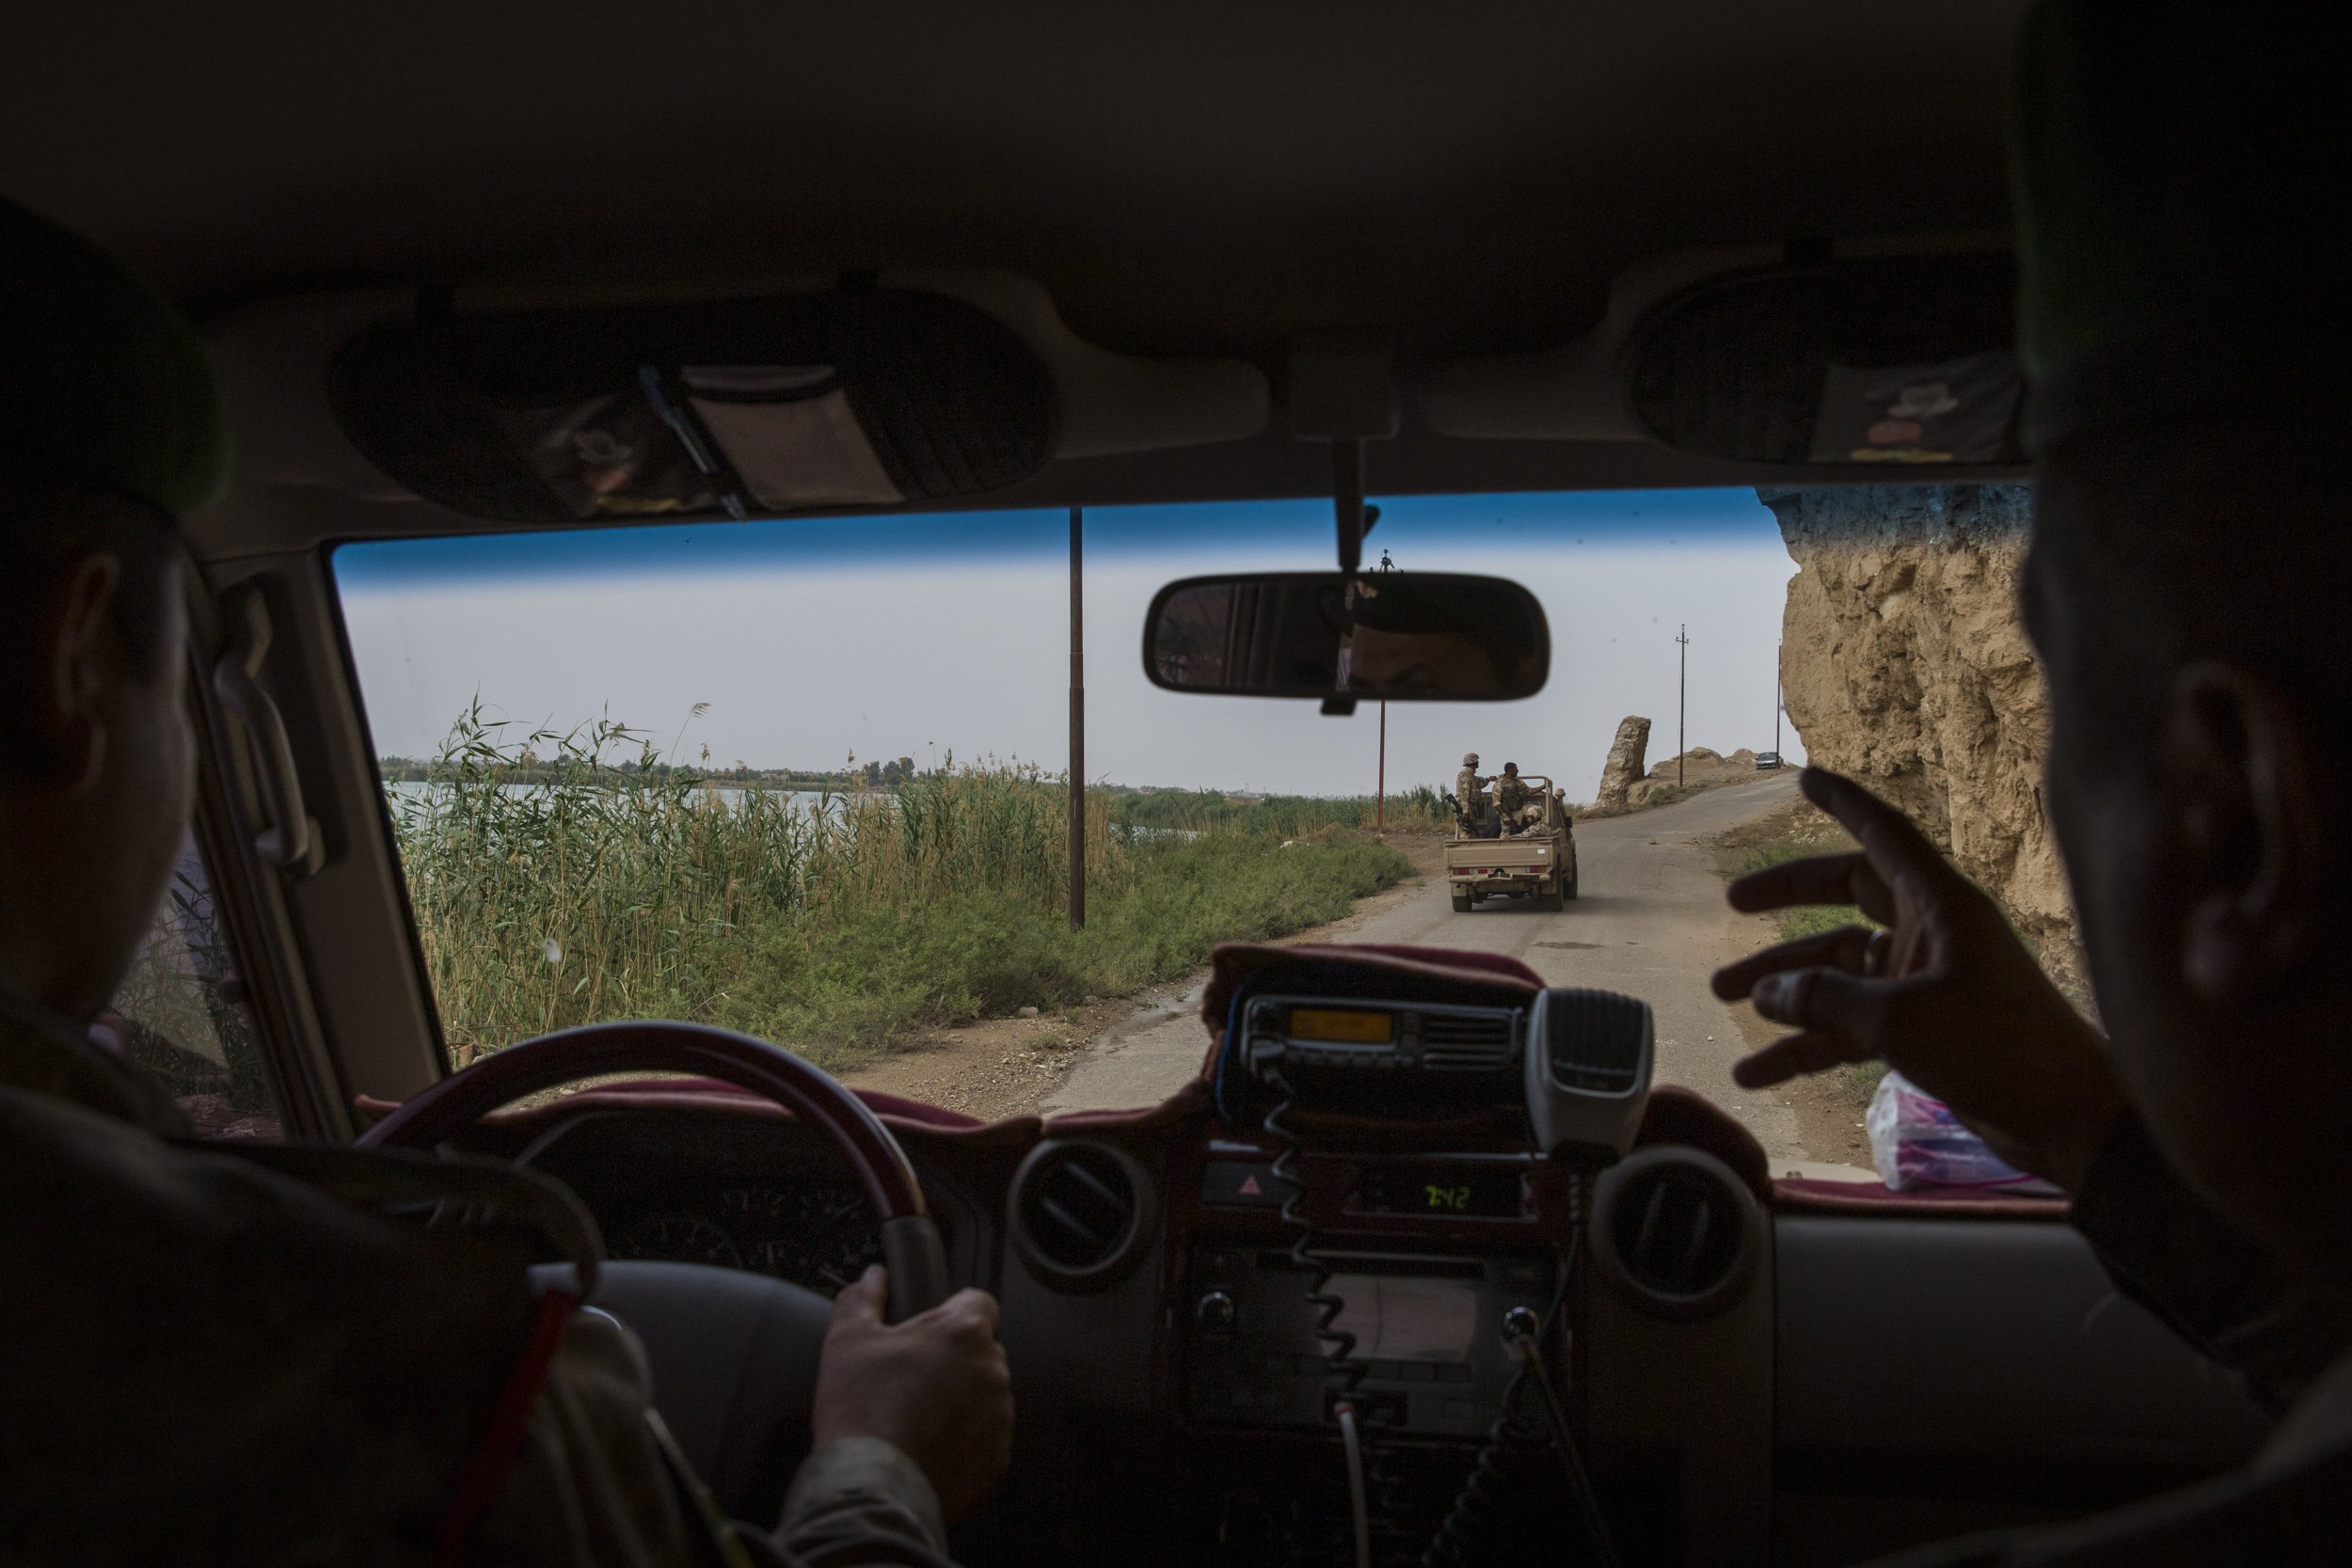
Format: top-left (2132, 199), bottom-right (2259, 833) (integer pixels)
top-left (1625, 254), bottom-right (2023, 467)
top-left (678, 365), bottom-right (904, 509)
top-left (329, 287), bottom-right (1057, 523)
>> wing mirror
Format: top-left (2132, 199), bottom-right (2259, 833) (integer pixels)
top-left (1142, 572), bottom-right (1549, 702)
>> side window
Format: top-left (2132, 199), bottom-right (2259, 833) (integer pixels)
top-left (99, 835), bottom-right (281, 1140)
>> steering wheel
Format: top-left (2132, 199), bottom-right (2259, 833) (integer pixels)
top-left (361, 1019), bottom-right (951, 1316)
top-left (360, 1020), bottom-right (952, 1520)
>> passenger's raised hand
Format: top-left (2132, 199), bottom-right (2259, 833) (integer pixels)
top-left (1708, 768), bottom-right (2123, 1190)
top-left (812, 1266), bottom-right (1014, 1520)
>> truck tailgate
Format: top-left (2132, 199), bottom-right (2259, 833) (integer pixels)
top-left (1445, 841), bottom-right (1559, 873)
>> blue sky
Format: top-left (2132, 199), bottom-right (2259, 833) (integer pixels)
top-left (335, 487), bottom-right (1777, 587)
top-left (335, 487), bottom-right (1804, 797)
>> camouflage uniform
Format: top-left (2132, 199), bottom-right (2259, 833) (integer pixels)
top-left (1454, 759), bottom-right (1490, 814)
top-left (1498, 769), bottom-right (1548, 835)
top-left (1453, 762), bottom-right (1491, 833)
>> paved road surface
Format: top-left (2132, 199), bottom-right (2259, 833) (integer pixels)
top-left (1045, 773), bottom-right (1820, 1166)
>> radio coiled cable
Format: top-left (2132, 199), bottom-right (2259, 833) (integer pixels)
top-left (1263, 1065), bottom-right (1370, 1400)
top-left (1422, 1167), bottom-right (1618, 1568)
top-left (1263, 1064), bottom-right (1383, 1565)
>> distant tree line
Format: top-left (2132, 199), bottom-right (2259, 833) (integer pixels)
top-left (377, 754), bottom-right (934, 791)
top-left (376, 756), bottom-right (1433, 825)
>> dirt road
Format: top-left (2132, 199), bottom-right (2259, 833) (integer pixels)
top-left (1037, 771), bottom-right (1864, 1173)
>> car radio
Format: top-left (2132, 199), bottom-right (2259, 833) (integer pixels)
top-left (1184, 1243), bottom-right (1553, 1438)
top-left (1228, 994), bottom-right (1527, 1119)
top-left (1228, 986), bottom-right (1652, 1156)
top-left (1209, 968), bottom-right (1653, 1563)
top-left (1201, 981), bottom-right (1653, 1437)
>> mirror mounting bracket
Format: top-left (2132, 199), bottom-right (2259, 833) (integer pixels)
top-left (1287, 330), bottom-right (1397, 577)
top-left (1329, 439), bottom-right (1383, 578)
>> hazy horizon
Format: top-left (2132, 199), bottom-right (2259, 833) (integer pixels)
top-left (336, 487), bottom-right (1805, 800)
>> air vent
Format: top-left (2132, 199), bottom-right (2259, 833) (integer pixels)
top-left (1416, 1009), bottom-right (1518, 1072)
top-left (1592, 1148), bottom-right (1761, 1320)
top-left (1009, 1139), bottom-right (1158, 1291)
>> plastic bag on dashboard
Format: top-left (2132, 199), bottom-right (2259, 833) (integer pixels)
top-left (1866, 1069), bottom-right (2061, 1196)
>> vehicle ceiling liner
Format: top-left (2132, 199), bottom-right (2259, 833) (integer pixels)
top-left (328, 287), bottom-right (1058, 524)
top-left (1626, 253), bottom-right (2023, 467)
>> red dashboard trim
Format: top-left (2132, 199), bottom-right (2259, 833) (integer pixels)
top-left (1772, 1178), bottom-right (2071, 1220)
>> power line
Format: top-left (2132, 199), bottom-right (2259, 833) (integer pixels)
top-left (1069, 505), bottom-right (1085, 930)
top-left (1675, 625), bottom-right (1692, 788)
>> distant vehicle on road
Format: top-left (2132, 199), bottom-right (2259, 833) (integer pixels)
top-left (1445, 774), bottom-right (1578, 912)
top-left (1755, 752), bottom-right (1784, 769)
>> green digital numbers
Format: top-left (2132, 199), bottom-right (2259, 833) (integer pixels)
top-left (1423, 1182), bottom-right (1472, 1212)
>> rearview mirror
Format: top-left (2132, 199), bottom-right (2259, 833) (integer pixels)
top-left (1143, 572), bottom-right (1548, 701)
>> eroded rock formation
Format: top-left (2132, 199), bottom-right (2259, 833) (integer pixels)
top-left (1639, 747), bottom-right (1759, 801)
top-left (1594, 716), bottom-right (1652, 811)
top-left (1759, 483), bottom-right (2083, 989)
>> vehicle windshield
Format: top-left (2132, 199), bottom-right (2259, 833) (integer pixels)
top-left (334, 481), bottom-right (2058, 1177)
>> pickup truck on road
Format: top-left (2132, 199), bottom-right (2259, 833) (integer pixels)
top-left (1445, 774), bottom-right (1579, 912)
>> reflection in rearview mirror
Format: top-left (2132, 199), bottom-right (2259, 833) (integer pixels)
top-left (1143, 573), bottom-right (1549, 702)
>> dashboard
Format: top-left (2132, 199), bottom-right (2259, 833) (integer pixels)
top-left (607, 1179), bottom-right (882, 1293)
top-left (448, 972), bottom-right (1732, 1566)
top-left (501, 1103), bottom-right (984, 1300)
top-left (437, 960), bottom-right (2271, 1568)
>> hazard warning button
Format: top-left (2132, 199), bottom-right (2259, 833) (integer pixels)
top-left (1201, 1159), bottom-right (1289, 1209)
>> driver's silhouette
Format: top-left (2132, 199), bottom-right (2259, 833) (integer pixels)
top-left (0, 196), bottom-right (1009, 1567)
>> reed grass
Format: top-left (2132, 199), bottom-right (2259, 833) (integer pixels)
top-left (390, 705), bottom-right (1411, 1069)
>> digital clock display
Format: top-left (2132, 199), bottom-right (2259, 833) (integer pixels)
top-left (1352, 1164), bottom-right (1524, 1219)
top-left (1420, 1182), bottom-right (1480, 1213)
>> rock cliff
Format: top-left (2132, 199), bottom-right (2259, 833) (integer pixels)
top-left (1758, 483), bottom-right (2083, 990)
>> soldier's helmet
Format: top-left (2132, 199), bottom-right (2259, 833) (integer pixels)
top-left (1503, 762), bottom-right (1518, 774)
top-left (1462, 752), bottom-right (1479, 766)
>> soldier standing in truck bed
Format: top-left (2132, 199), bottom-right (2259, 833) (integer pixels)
top-left (1496, 763), bottom-right (1534, 821)
top-left (1454, 752), bottom-right (1491, 832)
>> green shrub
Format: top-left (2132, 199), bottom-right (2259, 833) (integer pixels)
top-left (1735, 827), bottom-right (1874, 945)
top-left (391, 706), bottom-right (1410, 1069)
top-left (1106, 784), bottom-right (1450, 835)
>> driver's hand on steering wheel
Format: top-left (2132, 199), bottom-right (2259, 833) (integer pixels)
top-left (1708, 767), bottom-right (2125, 1190)
top-left (812, 1265), bottom-right (1013, 1521)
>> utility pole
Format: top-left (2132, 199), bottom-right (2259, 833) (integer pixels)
top-left (1774, 641), bottom-right (1782, 758)
top-left (1375, 546), bottom-right (1394, 834)
top-left (1069, 505), bottom-right (1086, 931)
top-left (1676, 624), bottom-right (1691, 788)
